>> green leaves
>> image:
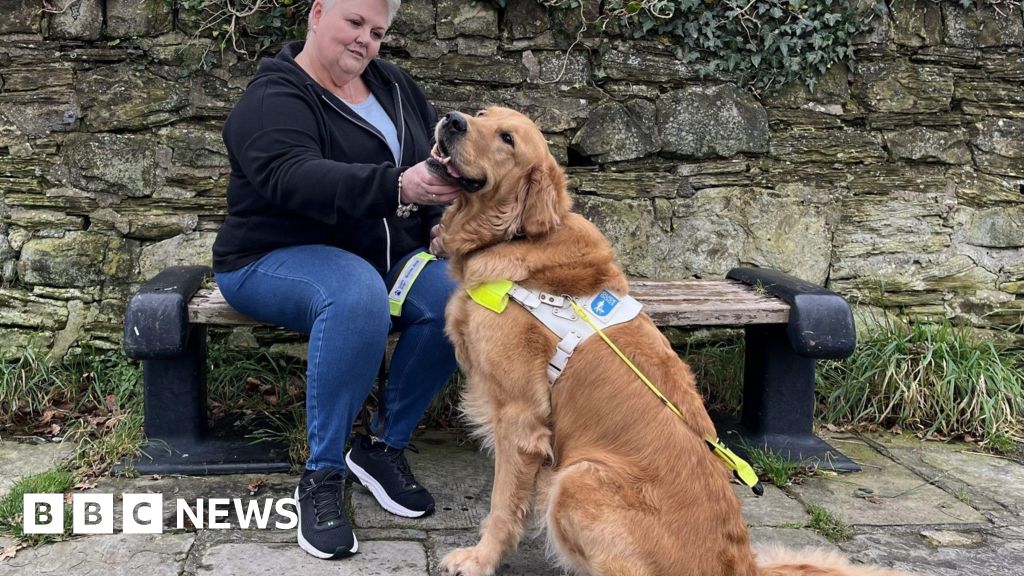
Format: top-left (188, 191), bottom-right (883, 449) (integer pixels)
top-left (591, 0), bottom-right (874, 95)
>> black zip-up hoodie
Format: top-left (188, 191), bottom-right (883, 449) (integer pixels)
top-left (212, 41), bottom-right (443, 275)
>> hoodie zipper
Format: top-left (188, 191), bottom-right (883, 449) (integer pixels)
top-left (319, 83), bottom-right (405, 272)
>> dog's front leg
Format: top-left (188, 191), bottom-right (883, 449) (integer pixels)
top-left (441, 402), bottom-right (551, 576)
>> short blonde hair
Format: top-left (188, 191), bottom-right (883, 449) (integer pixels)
top-left (316, 0), bottom-right (401, 26)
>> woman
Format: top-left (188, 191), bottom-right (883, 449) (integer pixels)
top-left (212, 0), bottom-right (463, 559)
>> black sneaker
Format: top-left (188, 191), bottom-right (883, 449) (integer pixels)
top-left (295, 468), bottom-right (358, 559)
top-left (345, 434), bottom-right (435, 518)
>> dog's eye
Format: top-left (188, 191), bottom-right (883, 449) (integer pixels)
top-left (500, 132), bottom-right (515, 147)
top-left (475, 110), bottom-right (486, 117)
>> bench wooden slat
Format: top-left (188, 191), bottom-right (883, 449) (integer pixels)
top-left (189, 279), bottom-right (790, 327)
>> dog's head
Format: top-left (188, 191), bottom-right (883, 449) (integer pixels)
top-left (434, 107), bottom-right (571, 254)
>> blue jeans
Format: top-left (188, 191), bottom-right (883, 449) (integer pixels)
top-left (215, 245), bottom-right (458, 471)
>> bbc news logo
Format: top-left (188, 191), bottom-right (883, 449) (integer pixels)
top-left (23, 494), bottom-right (298, 534)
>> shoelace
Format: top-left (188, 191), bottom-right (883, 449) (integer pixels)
top-left (300, 471), bottom-right (345, 524)
top-left (381, 443), bottom-right (420, 488)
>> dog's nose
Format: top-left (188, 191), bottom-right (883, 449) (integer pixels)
top-left (444, 111), bottom-right (467, 134)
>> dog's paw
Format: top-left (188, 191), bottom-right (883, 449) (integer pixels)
top-left (439, 546), bottom-right (497, 576)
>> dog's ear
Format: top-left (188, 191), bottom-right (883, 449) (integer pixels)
top-left (517, 155), bottom-right (570, 237)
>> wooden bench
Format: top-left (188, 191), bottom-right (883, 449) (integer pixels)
top-left (123, 266), bottom-right (858, 475)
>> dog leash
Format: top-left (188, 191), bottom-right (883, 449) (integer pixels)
top-left (567, 298), bottom-right (765, 496)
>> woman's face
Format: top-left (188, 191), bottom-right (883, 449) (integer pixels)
top-left (309, 0), bottom-right (389, 81)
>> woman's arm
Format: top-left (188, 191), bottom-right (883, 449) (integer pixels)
top-left (224, 77), bottom-right (402, 225)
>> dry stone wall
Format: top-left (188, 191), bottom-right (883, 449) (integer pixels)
top-left (0, 0), bottom-right (1022, 359)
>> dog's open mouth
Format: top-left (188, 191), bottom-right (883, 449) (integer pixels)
top-left (428, 139), bottom-right (485, 193)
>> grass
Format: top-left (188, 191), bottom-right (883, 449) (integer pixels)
top-left (806, 503), bottom-right (851, 542)
top-left (0, 349), bottom-right (145, 476)
top-left (744, 445), bottom-right (806, 486)
top-left (0, 468), bottom-right (76, 542)
top-left (681, 337), bottom-right (745, 415)
top-left (816, 318), bottom-right (1024, 444)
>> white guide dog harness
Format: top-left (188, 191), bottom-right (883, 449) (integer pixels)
top-left (468, 282), bottom-right (643, 383)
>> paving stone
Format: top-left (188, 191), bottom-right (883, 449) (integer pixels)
top-left (427, 530), bottom-right (562, 576)
top-left (869, 433), bottom-right (1024, 516)
top-left (734, 484), bottom-right (810, 527)
top-left (840, 526), bottom-right (1024, 576)
top-left (195, 539), bottom-right (428, 575)
top-left (0, 438), bottom-right (73, 499)
top-left (352, 433), bottom-right (493, 530)
top-left (919, 529), bottom-right (984, 546)
top-left (92, 472), bottom-right (297, 530)
top-left (747, 526), bottom-right (838, 551)
top-left (787, 437), bottom-right (986, 527)
top-left (0, 532), bottom-right (193, 575)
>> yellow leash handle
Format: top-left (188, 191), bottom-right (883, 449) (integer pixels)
top-left (568, 299), bottom-right (765, 496)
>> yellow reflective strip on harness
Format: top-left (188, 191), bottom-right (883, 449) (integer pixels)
top-left (466, 280), bottom-right (515, 314)
top-left (388, 252), bottom-right (436, 316)
top-left (568, 299), bottom-right (764, 496)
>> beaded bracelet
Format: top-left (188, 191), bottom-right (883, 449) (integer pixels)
top-left (395, 170), bottom-right (418, 218)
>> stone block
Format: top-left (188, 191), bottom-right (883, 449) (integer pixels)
top-left (0, 533), bottom-right (193, 576)
top-left (942, 3), bottom-right (1024, 48)
top-left (962, 206), bottom-right (1024, 248)
top-left (106, 0), bottom-right (173, 37)
top-left (853, 60), bottom-right (954, 113)
top-left (787, 437), bottom-right (985, 527)
top-left (576, 184), bottom-right (835, 282)
top-left (57, 133), bottom-right (159, 197)
top-left (199, 540), bottom-right (428, 575)
top-left (0, 289), bottom-right (68, 330)
top-left (436, 0), bottom-right (498, 39)
top-left (0, 0), bottom-right (42, 33)
top-left (0, 328), bottom-right (53, 360)
top-left (78, 63), bottom-right (188, 131)
top-left (571, 101), bottom-right (659, 163)
top-left (0, 439), bottom-right (74, 500)
top-left (840, 527), bottom-right (1024, 576)
top-left (657, 85), bottom-right (769, 159)
top-left (522, 49), bottom-right (589, 85)
top-left (890, 0), bottom-right (942, 47)
top-left (765, 62), bottom-right (852, 110)
top-left (884, 126), bottom-right (971, 164)
top-left (972, 118), bottom-right (1024, 178)
top-left (19, 231), bottom-right (137, 288)
top-left (47, 0), bottom-right (103, 40)
top-left (772, 128), bottom-right (886, 164)
top-left (598, 42), bottom-right (700, 84)
top-left (456, 37), bottom-right (497, 56)
top-left (390, 0), bottom-right (436, 37)
top-left (504, 0), bottom-right (549, 39)
top-left (0, 90), bottom-right (79, 138)
top-left (568, 171), bottom-right (684, 200)
top-left (394, 54), bottom-right (524, 85)
top-left (137, 231), bottom-right (217, 281)
top-left (956, 80), bottom-right (1024, 118)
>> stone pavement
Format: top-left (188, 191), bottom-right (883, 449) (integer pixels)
top-left (1, 431), bottom-right (1022, 575)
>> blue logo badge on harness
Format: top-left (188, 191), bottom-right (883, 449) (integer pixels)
top-left (590, 291), bottom-right (619, 318)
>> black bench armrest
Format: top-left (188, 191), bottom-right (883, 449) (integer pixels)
top-left (124, 265), bottom-right (212, 359)
top-left (726, 267), bottom-right (856, 359)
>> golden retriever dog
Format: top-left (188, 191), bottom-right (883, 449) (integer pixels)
top-left (431, 107), bottom-right (912, 576)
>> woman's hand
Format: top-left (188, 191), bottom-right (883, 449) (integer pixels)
top-left (429, 224), bottom-right (447, 258)
top-left (401, 160), bottom-right (463, 206)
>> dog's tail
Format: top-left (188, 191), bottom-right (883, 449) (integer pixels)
top-left (755, 545), bottom-right (915, 576)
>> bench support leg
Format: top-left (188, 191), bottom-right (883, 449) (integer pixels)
top-left (727, 325), bottom-right (860, 472)
top-left (126, 326), bottom-right (292, 475)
